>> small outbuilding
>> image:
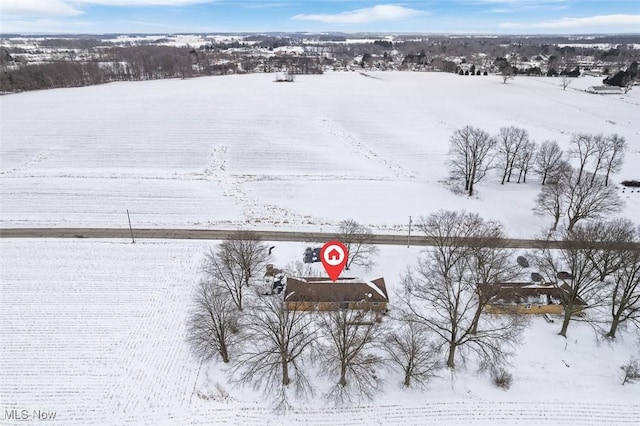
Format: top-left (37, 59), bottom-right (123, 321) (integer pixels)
top-left (586, 85), bottom-right (624, 95)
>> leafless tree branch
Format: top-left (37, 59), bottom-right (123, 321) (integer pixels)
top-left (318, 309), bottom-right (383, 405)
top-left (382, 318), bottom-right (440, 388)
top-left (337, 219), bottom-right (379, 271)
top-left (229, 296), bottom-right (317, 409)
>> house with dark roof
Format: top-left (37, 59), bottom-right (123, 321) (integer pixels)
top-left (586, 85), bottom-right (625, 95)
top-left (481, 282), bottom-right (585, 315)
top-left (284, 277), bottom-right (389, 313)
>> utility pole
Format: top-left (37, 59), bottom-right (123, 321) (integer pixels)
top-left (127, 209), bottom-right (135, 244)
top-left (407, 216), bottom-right (412, 248)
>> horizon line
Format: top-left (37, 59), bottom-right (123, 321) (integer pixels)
top-left (2, 31), bottom-right (640, 37)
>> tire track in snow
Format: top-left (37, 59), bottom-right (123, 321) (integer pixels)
top-left (320, 117), bottom-right (418, 180)
top-left (0, 149), bottom-right (54, 175)
top-left (194, 144), bottom-right (330, 228)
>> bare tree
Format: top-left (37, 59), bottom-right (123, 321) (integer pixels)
top-left (399, 210), bottom-right (527, 369)
top-left (203, 247), bottom-right (247, 311)
top-left (603, 134), bottom-right (627, 186)
top-left (590, 134), bottom-right (610, 185)
top-left (560, 76), bottom-right (573, 90)
top-left (515, 140), bottom-right (537, 183)
top-left (579, 219), bottom-right (636, 282)
top-left (565, 171), bottom-right (624, 231)
top-left (284, 260), bottom-right (318, 278)
top-left (466, 221), bottom-right (520, 334)
top-left (448, 126), bottom-right (496, 196)
top-left (223, 230), bottom-right (270, 288)
top-left (608, 237), bottom-right (640, 338)
top-left (203, 231), bottom-right (270, 311)
top-left (230, 296), bottom-right (317, 409)
top-left (535, 227), bottom-right (607, 337)
top-left (318, 309), bottom-right (382, 404)
top-left (187, 281), bottom-right (241, 363)
top-left (533, 165), bottom-right (623, 232)
top-left (336, 219), bottom-right (379, 271)
top-left (382, 319), bottom-right (440, 388)
top-left (534, 140), bottom-right (565, 185)
top-left (563, 219), bottom-right (640, 339)
top-left (495, 126), bottom-right (529, 185)
top-left (501, 67), bottom-right (515, 84)
top-left (569, 133), bottom-right (599, 184)
top-left (533, 175), bottom-right (568, 231)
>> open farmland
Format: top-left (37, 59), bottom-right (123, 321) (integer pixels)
top-left (1, 72), bottom-right (639, 236)
top-left (1, 71), bottom-right (639, 425)
top-left (1, 239), bottom-right (639, 425)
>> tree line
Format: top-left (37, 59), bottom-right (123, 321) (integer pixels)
top-left (447, 125), bottom-right (627, 232)
top-left (0, 45), bottom-right (323, 93)
top-left (1, 46), bottom-right (195, 92)
top-left (536, 219), bottom-right (640, 339)
top-left (3, 33), bottom-right (638, 93)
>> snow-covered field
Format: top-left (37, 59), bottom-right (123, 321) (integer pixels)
top-left (1, 72), bottom-right (639, 424)
top-left (1, 239), bottom-right (638, 425)
top-left (1, 72), bottom-right (639, 236)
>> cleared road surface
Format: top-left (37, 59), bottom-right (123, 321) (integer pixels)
top-left (1, 228), bottom-right (639, 250)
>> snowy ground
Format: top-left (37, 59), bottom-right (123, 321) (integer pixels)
top-left (1, 239), bottom-right (638, 425)
top-left (1, 72), bottom-right (639, 424)
top-left (1, 72), bottom-right (639, 236)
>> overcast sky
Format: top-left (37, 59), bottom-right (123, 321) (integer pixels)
top-left (1, 1), bottom-right (639, 35)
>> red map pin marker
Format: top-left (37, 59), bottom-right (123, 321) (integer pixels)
top-left (320, 240), bottom-right (348, 282)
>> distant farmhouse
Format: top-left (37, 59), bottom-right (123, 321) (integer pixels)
top-left (586, 85), bottom-right (625, 95)
top-left (482, 282), bottom-right (585, 316)
top-left (284, 277), bottom-right (389, 313)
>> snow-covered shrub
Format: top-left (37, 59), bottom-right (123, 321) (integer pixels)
top-left (491, 368), bottom-right (513, 390)
top-left (621, 358), bottom-right (640, 386)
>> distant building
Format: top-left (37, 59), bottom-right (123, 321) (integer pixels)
top-left (586, 85), bottom-right (624, 95)
top-left (284, 277), bottom-right (389, 313)
top-left (481, 282), bottom-right (585, 316)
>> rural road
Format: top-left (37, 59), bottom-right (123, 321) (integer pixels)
top-left (1, 228), bottom-right (639, 250)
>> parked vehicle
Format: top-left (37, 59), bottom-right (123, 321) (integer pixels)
top-left (303, 247), bottom-right (321, 263)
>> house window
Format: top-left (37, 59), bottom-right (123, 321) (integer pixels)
top-left (373, 302), bottom-right (380, 306)
top-left (525, 304), bottom-right (531, 309)
top-left (339, 302), bottom-right (349, 309)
